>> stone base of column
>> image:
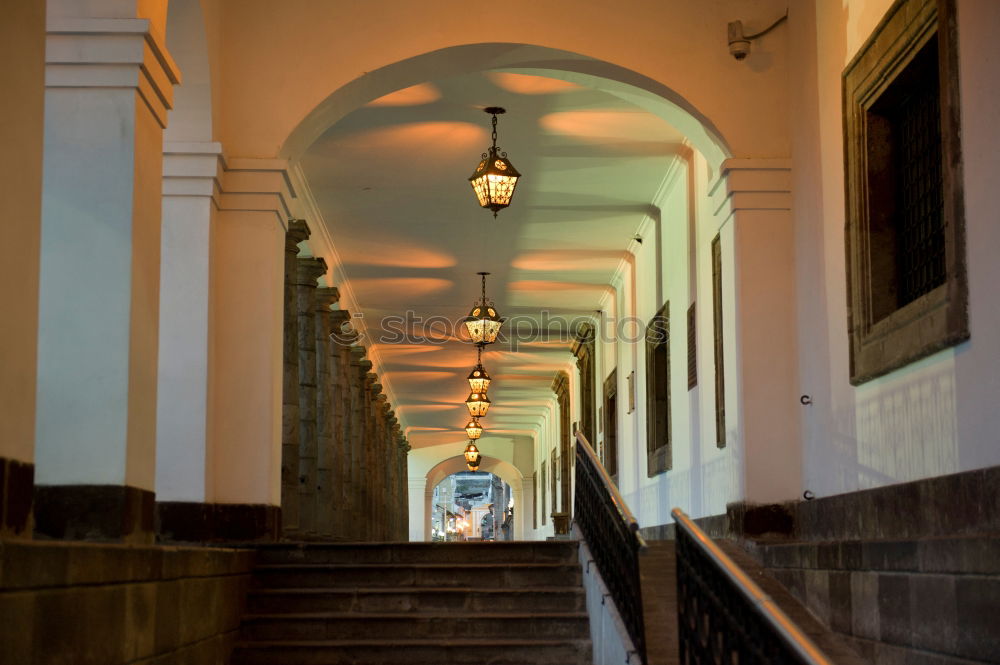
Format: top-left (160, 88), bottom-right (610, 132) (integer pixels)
top-left (34, 484), bottom-right (155, 543)
top-left (0, 456), bottom-right (34, 538)
top-left (155, 502), bottom-right (281, 543)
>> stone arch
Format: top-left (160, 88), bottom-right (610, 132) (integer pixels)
top-left (423, 455), bottom-right (528, 542)
top-left (280, 42), bottom-right (731, 169)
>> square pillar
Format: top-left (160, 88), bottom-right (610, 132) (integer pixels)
top-left (34, 9), bottom-right (179, 542)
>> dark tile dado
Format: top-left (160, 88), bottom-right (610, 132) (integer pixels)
top-left (34, 484), bottom-right (154, 543)
top-left (1, 456), bottom-right (33, 537)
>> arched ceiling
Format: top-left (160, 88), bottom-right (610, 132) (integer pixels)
top-left (298, 69), bottom-right (685, 449)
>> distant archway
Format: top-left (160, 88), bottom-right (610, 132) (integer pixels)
top-left (423, 455), bottom-right (529, 541)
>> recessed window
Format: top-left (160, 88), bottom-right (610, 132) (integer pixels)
top-left (603, 370), bottom-right (619, 480)
top-left (540, 462), bottom-right (546, 526)
top-left (687, 303), bottom-right (697, 389)
top-left (711, 236), bottom-right (726, 448)
top-left (843, 0), bottom-right (967, 384)
top-left (645, 302), bottom-right (671, 476)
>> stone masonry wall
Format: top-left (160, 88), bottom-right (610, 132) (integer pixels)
top-left (0, 540), bottom-right (254, 664)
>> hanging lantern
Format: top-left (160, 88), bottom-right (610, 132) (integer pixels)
top-left (468, 107), bottom-right (521, 217)
top-left (464, 441), bottom-right (481, 465)
top-left (465, 389), bottom-right (491, 418)
top-left (467, 457), bottom-right (481, 472)
top-left (465, 418), bottom-right (483, 440)
top-left (467, 351), bottom-right (491, 393)
top-left (464, 272), bottom-right (504, 346)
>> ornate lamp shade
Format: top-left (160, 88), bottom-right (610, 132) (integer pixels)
top-left (467, 363), bottom-right (491, 393)
top-left (469, 107), bottom-right (520, 217)
top-left (467, 457), bottom-right (482, 472)
top-left (465, 390), bottom-right (491, 418)
top-left (463, 272), bottom-right (504, 346)
top-left (464, 441), bottom-right (481, 465)
top-left (465, 418), bottom-right (483, 440)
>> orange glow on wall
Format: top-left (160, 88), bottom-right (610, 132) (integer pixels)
top-left (366, 82), bottom-right (442, 107)
top-left (488, 72), bottom-right (583, 95)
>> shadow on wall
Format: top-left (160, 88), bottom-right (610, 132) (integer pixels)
top-left (820, 353), bottom-right (958, 496)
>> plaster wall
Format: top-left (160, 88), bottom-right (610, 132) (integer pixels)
top-left (208, 0), bottom-right (788, 162)
top-left (206, 210), bottom-right (284, 505)
top-left (0, 0), bottom-right (45, 465)
top-left (791, 0), bottom-right (1000, 499)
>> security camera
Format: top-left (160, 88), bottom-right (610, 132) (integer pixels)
top-left (727, 12), bottom-right (788, 62)
top-left (728, 21), bottom-right (751, 60)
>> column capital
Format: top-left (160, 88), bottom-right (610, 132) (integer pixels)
top-left (286, 219), bottom-right (311, 251)
top-left (709, 158), bottom-right (792, 227)
top-left (46, 16), bottom-right (181, 127)
top-left (315, 287), bottom-right (341, 312)
top-left (162, 141), bottom-right (223, 198)
top-left (296, 256), bottom-right (327, 286)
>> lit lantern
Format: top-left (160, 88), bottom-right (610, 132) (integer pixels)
top-left (467, 363), bottom-right (491, 393)
top-left (465, 390), bottom-right (491, 418)
top-left (464, 272), bottom-right (504, 346)
top-left (467, 459), bottom-right (481, 472)
top-left (465, 418), bottom-right (483, 440)
top-left (469, 107), bottom-right (521, 217)
top-left (464, 441), bottom-right (481, 465)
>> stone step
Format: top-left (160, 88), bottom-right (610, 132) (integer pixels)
top-left (239, 612), bottom-right (591, 641)
top-left (230, 638), bottom-right (592, 665)
top-left (247, 586), bottom-right (586, 614)
top-left (251, 563), bottom-right (582, 589)
top-left (255, 541), bottom-right (579, 565)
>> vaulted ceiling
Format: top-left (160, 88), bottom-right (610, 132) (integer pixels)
top-left (299, 70), bottom-right (685, 449)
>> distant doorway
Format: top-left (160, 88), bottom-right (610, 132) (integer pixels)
top-left (430, 472), bottom-right (514, 542)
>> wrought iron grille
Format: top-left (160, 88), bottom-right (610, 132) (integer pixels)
top-left (673, 509), bottom-right (832, 665)
top-left (574, 432), bottom-right (646, 663)
top-left (893, 43), bottom-right (946, 307)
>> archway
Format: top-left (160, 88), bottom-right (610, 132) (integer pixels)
top-left (423, 455), bottom-right (527, 542)
top-left (281, 43), bottom-right (731, 169)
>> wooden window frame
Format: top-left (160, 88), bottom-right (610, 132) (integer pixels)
top-left (843, 0), bottom-right (967, 385)
top-left (603, 370), bottom-right (619, 481)
top-left (645, 301), bottom-right (671, 476)
top-left (711, 235), bottom-right (726, 448)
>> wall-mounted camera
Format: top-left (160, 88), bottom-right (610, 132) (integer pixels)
top-left (727, 11), bottom-right (788, 62)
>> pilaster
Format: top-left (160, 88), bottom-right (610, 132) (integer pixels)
top-left (34, 6), bottom-right (180, 542)
top-left (710, 158), bottom-right (801, 504)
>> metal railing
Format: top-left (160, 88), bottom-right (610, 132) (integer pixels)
top-left (672, 508), bottom-right (833, 665)
top-left (574, 432), bottom-right (647, 663)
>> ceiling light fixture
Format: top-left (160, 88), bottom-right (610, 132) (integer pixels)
top-left (469, 107), bottom-right (521, 218)
top-left (464, 272), bottom-right (504, 346)
top-left (464, 441), bottom-right (482, 466)
top-left (467, 347), bottom-right (492, 393)
top-left (465, 389), bottom-right (491, 418)
top-left (465, 418), bottom-right (483, 440)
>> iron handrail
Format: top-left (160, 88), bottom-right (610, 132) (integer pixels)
top-left (672, 508), bottom-right (834, 665)
top-left (574, 432), bottom-right (647, 663)
top-left (575, 432), bottom-right (647, 547)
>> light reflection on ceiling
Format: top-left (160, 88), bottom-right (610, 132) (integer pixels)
top-left (300, 69), bottom-right (685, 448)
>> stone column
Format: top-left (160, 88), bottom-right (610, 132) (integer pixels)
top-left (314, 287), bottom-right (340, 539)
top-left (281, 220), bottom-right (310, 536)
top-left (34, 7), bottom-right (179, 542)
top-left (349, 347), bottom-right (369, 540)
top-left (400, 439), bottom-right (412, 540)
top-left (364, 372), bottom-right (379, 540)
top-left (295, 257), bottom-right (328, 537)
top-left (329, 311), bottom-right (354, 539)
top-left (0, 0), bottom-right (44, 539)
top-left (709, 159), bottom-right (800, 504)
top-left (374, 392), bottom-right (388, 540)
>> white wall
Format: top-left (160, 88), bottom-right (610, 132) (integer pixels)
top-left (791, 0), bottom-right (1000, 499)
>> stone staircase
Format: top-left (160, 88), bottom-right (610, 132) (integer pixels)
top-left (230, 541), bottom-right (593, 665)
